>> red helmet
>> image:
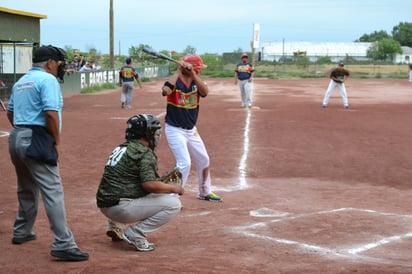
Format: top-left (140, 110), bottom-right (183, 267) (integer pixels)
top-left (183, 55), bottom-right (207, 69)
top-left (241, 53), bottom-right (248, 59)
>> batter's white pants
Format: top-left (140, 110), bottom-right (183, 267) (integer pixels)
top-left (165, 123), bottom-right (212, 197)
top-left (322, 80), bottom-right (349, 107)
top-left (238, 80), bottom-right (253, 106)
top-left (409, 70), bottom-right (412, 82)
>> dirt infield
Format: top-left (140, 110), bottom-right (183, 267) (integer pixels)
top-left (0, 78), bottom-right (411, 273)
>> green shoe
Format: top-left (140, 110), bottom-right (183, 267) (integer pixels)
top-left (198, 192), bottom-right (222, 202)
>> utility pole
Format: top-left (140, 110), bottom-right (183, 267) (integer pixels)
top-left (109, 0), bottom-right (114, 68)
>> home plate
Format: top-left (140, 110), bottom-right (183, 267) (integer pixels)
top-left (250, 208), bottom-right (289, 217)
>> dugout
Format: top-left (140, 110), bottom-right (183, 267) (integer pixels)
top-left (0, 6), bottom-right (47, 100)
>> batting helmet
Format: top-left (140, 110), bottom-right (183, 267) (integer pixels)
top-left (125, 114), bottom-right (162, 150)
top-left (241, 53), bottom-right (248, 59)
top-left (183, 55), bottom-right (207, 69)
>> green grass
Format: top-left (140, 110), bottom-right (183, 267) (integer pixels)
top-left (80, 79), bottom-right (153, 94)
top-left (81, 82), bottom-right (117, 94)
top-left (201, 63), bottom-right (410, 79)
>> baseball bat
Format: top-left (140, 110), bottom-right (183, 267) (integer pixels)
top-left (142, 48), bottom-right (192, 70)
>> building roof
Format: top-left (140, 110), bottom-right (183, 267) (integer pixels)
top-left (401, 46), bottom-right (412, 55)
top-left (261, 42), bottom-right (372, 56)
top-left (0, 6), bottom-right (47, 19)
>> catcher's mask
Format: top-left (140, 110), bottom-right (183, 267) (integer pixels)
top-left (125, 114), bottom-right (162, 150)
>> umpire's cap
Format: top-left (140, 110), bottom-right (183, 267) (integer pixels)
top-left (33, 45), bottom-right (67, 63)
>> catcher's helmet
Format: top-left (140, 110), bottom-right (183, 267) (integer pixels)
top-left (183, 54), bottom-right (207, 69)
top-left (125, 114), bottom-right (162, 149)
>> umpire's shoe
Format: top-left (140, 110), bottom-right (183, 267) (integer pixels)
top-left (12, 233), bottom-right (37, 245)
top-left (51, 248), bottom-right (89, 261)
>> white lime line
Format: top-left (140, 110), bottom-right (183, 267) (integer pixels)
top-left (347, 232), bottom-right (412, 255)
top-left (0, 131), bottom-right (9, 137)
top-left (239, 110), bottom-right (251, 189)
top-left (233, 207), bottom-right (412, 265)
top-left (110, 112), bottom-right (166, 121)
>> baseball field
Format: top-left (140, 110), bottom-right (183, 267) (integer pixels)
top-left (0, 78), bottom-right (411, 273)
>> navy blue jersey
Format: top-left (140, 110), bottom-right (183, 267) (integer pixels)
top-left (235, 62), bottom-right (255, 80)
top-left (165, 76), bottom-right (201, 130)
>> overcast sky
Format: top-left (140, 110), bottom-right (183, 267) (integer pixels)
top-left (1, 0), bottom-right (410, 55)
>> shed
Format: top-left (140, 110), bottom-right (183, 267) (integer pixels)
top-left (0, 6), bottom-right (47, 99)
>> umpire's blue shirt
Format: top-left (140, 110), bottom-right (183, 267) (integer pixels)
top-left (8, 67), bottom-right (63, 131)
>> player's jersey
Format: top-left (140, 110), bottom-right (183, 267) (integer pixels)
top-left (330, 68), bottom-right (349, 83)
top-left (165, 76), bottom-right (201, 130)
top-left (96, 140), bottom-right (159, 208)
top-left (119, 65), bottom-right (138, 82)
top-left (235, 62), bottom-right (255, 80)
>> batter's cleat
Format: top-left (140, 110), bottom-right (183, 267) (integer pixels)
top-left (122, 232), bottom-right (155, 252)
top-left (241, 104), bottom-right (246, 108)
top-left (51, 248), bottom-right (89, 261)
top-left (198, 192), bottom-right (222, 202)
top-left (322, 104), bottom-right (327, 108)
top-left (248, 103), bottom-right (253, 108)
top-left (12, 233), bottom-right (37, 245)
top-left (106, 227), bottom-right (123, 242)
top-left (121, 102), bottom-right (125, 109)
top-left (344, 105), bottom-right (349, 109)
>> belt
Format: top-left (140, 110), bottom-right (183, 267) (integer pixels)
top-left (15, 125), bottom-right (44, 129)
top-left (180, 126), bottom-right (194, 130)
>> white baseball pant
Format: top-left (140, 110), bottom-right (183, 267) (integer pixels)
top-left (238, 79), bottom-right (253, 106)
top-left (322, 80), bottom-right (349, 107)
top-left (165, 123), bottom-right (212, 197)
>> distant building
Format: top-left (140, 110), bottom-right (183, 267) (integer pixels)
top-left (260, 42), bottom-right (372, 63)
top-left (0, 6), bottom-right (46, 99)
top-left (395, 46), bottom-right (412, 64)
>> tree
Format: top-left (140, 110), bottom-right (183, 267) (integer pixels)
top-left (356, 30), bottom-right (390, 42)
top-left (64, 45), bottom-right (75, 62)
top-left (233, 47), bottom-right (243, 53)
top-left (392, 22), bottom-right (412, 47)
top-left (183, 45), bottom-right (196, 55)
top-left (128, 44), bottom-right (152, 63)
top-left (367, 38), bottom-right (402, 61)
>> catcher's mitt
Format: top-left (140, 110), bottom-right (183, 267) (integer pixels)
top-left (160, 168), bottom-right (182, 186)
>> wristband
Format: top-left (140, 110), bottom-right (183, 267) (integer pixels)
top-left (164, 81), bottom-right (175, 90)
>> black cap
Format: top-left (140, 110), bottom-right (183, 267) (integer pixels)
top-left (32, 45), bottom-right (67, 63)
top-left (338, 62), bottom-right (344, 67)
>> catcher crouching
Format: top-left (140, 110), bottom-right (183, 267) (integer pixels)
top-left (96, 114), bottom-right (184, 252)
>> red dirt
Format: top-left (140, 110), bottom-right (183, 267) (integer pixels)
top-left (1, 78), bottom-right (411, 273)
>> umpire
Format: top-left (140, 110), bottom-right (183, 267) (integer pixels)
top-left (7, 45), bottom-right (88, 261)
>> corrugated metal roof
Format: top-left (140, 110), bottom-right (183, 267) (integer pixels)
top-left (262, 42), bottom-right (372, 56)
top-left (0, 6), bottom-right (47, 19)
top-left (401, 46), bottom-right (412, 54)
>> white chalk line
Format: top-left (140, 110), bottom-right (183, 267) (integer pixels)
top-left (233, 207), bottom-right (412, 267)
top-left (109, 112), bottom-right (166, 121)
top-left (238, 109), bottom-right (251, 190)
top-left (0, 131), bottom-right (9, 138)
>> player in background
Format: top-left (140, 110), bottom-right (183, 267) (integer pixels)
top-left (119, 57), bottom-right (143, 109)
top-left (161, 55), bottom-right (222, 202)
top-left (322, 62), bottom-right (351, 109)
top-left (234, 53), bottom-right (255, 108)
